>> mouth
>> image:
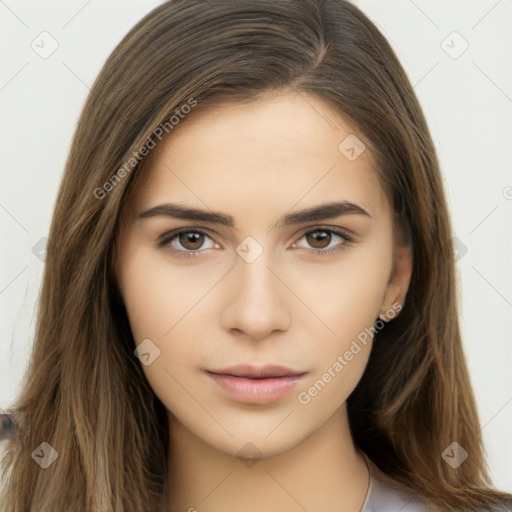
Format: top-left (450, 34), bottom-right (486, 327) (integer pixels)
top-left (205, 364), bottom-right (308, 404)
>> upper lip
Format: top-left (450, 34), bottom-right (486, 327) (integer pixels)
top-left (206, 364), bottom-right (307, 379)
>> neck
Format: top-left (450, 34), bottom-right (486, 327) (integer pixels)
top-left (164, 405), bottom-right (369, 512)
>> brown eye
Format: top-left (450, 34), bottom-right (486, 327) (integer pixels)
top-left (178, 231), bottom-right (205, 251)
top-left (305, 230), bottom-right (332, 249)
top-left (293, 228), bottom-right (353, 255)
top-left (159, 229), bottom-right (218, 257)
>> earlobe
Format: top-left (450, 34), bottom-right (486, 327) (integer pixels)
top-left (379, 242), bottom-right (413, 321)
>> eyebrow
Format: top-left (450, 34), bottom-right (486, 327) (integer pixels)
top-left (138, 200), bottom-right (373, 230)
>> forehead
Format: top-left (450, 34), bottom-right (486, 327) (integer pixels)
top-left (127, 92), bottom-right (388, 223)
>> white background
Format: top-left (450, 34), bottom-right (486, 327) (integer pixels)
top-left (0, 0), bottom-right (511, 492)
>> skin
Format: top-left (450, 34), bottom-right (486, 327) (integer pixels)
top-left (115, 91), bottom-right (413, 512)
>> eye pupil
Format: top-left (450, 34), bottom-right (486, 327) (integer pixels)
top-left (180, 232), bottom-right (204, 250)
top-left (307, 231), bottom-right (331, 249)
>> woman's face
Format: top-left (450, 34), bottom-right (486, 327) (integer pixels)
top-left (115, 91), bottom-right (411, 458)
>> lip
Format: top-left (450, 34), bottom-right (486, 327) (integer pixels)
top-left (206, 364), bottom-right (308, 404)
top-left (208, 363), bottom-right (306, 379)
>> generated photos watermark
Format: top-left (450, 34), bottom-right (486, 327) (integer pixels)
top-left (297, 302), bottom-right (402, 405)
top-left (93, 98), bottom-right (197, 200)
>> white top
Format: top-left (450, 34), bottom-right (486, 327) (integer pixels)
top-left (360, 455), bottom-right (427, 512)
top-left (360, 455), bottom-right (512, 512)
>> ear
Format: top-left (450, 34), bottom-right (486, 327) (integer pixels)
top-left (379, 241), bottom-right (413, 321)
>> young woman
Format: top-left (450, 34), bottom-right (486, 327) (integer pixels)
top-left (1, 1), bottom-right (511, 511)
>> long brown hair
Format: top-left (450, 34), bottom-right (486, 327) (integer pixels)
top-left (1, 1), bottom-right (510, 510)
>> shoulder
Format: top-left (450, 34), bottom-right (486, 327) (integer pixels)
top-left (361, 464), bottom-right (427, 512)
top-left (360, 455), bottom-right (512, 512)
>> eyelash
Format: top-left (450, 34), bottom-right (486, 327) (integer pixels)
top-left (157, 227), bottom-right (354, 259)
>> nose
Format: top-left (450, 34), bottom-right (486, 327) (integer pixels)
top-left (220, 250), bottom-right (292, 341)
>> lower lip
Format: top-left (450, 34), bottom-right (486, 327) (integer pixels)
top-left (206, 372), bottom-right (306, 404)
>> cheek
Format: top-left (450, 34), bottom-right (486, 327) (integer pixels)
top-left (117, 242), bottom-right (220, 383)
top-left (291, 228), bottom-right (393, 401)
top-left (117, 245), bottom-right (208, 414)
top-left (284, 227), bottom-right (393, 344)
top-left (118, 242), bottom-right (220, 342)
